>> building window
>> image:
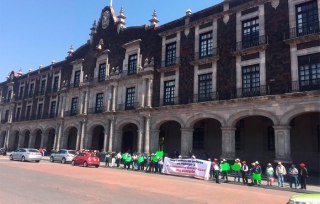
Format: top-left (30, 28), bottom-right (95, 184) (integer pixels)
top-left (235, 128), bottom-right (241, 150)
top-left (268, 126), bottom-right (275, 151)
top-left (4, 110), bottom-right (9, 121)
top-left (29, 84), bottom-right (34, 97)
top-left (198, 73), bottom-right (212, 101)
top-left (164, 80), bottom-right (175, 105)
top-left (74, 71), bottom-right (80, 87)
top-left (19, 87), bottom-right (24, 98)
top-left (7, 90), bottom-right (12, 100)
top-left (242, 65), bottom-right (260, 94)
top-left (296, 0), bottom-right (319, 36)
top-left (128, 54), bottom-right (137, 75)
top-left (37, 104), bottom-right (43, 119)
top-left (50, 101), bottom-right (56, 118)
top-left (242, 18), bottom-right (259, 49)
top-left (125, 87), bottom-right (135, 110)
top-left (200, 32), bottom-right (213, 58)
top-left (40, 80), bottom-right (46, 95)
top-left (298, 53), bottom-right (320, 91)
top-left (26, 106), bottom-right (31, 119)
top-left (98, 63), bottom-right (106, 82)
top-left (95, 93), bottom-right (104, 113)
top-left (193, 128), bottom-right (204, 148)
top-left (70, 97), bottom-right (78, 116)
top-left (16, 107), bottom-right (21, 120)
top-left (53, 76), bottom-right (59, 92)
top-left (165, 42), bottom-right (176, 67)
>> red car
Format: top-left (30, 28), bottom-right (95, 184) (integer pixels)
top-left (71, 152), bottom-right (100, 168)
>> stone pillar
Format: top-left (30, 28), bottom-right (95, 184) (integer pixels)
top-left (108, 119), bottom-right (114, 152)
top-left (18, 134), bottom-right (24, 148)
top-left (80, 120), bottom-right (87, 150)
top-left (146, 79), bottom-right (153, 108)
top-left (114, 130), bottom-right (122, 152)
top-left (28, 133), bottom-right (37, 148)
top-left (180, 128), bottom-right (193, 158)
top-left (144, 116), bottom-right (150, 154)
top-left (0, 107), bottom-right (3, 121)
top-left (220, 127), bottom-right (236, 160)
top-left (103, 120), bottom-right (110, 152)
top-left (105, 88), bottom-right (110, 112)
top-left (79, 92), bottom-right (84, 115)
top-left (41, 133), bottom-right (48, 149)
top-left (58, 95), bottom-right (64, 117)
top-left (150, 129), bottom-right (160, 154)
top-left (56, 122), bottom-right (63, 150)
top-left (273, 125), bottom-right (292, 163)
top-left (141, 79), bottom-right (146, 108)
top-left (53, 124), bottom-right (59, 150)
top-left (76, 121), bottom-right (82, 150)
top-left (83, 91), bottom-right (88, 115)
top-left (111, 85), bottom-right (117, 112)
top-left (137, 116), bottom-right (145, 152)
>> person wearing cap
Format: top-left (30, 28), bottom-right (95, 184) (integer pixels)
top-left (265, 163), bottom-right (274, 186)
top-left (299, 163), bottom-right (308, 190)
top-left (288, 163), bottom-right (299, 189)
top-left (249, 162), bottom-right (256, 184)
top-left (276, 162), bottom-right (286, 187)
top-left (254, 161), bottom-right (262, 186)
top-left (233, 158), bottom-right (241, 182)
top-left (241, 161), bottom-right (248, 184)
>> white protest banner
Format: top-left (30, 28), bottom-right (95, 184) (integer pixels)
top-left (163, 157), bottom-right (211, 180)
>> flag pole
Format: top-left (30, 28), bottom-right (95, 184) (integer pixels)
top-left (110, 0), bottom-right (113, 6)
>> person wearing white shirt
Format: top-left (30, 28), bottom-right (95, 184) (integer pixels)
top-left (241, 161), bottom-right (249, 184)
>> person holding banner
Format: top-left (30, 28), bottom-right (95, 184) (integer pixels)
top-left (232, 158), bottom-right (241, 182)
top-left (132, 153), bottom-right (138, 170)
top-left (220, 159), bottom-right (230, 181)
top-left (249, 162), bottom-right (256, 184)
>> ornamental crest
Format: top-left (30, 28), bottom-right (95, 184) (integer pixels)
top-left (102, 10), bottom-right (110, 29)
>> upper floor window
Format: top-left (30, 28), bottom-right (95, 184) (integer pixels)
top-left (74, 71), bottom-right (80, 87)
top-left (70, 97), bottom-right (78, 116)
top-left (242, 65), bottom-right (260, 94)
top-left (98, 64), bottom-right (106, 82)
top-left (50, 101), bottom-right (56, 118)
top-left (37, 104), bottom-right (43, 119)
top-left (26, 105), bottom-right (31, 118)
top-left (16, 107), bottom-right (21, 119)
top-left (296, 0), bottom-right (319, 36)
top-left (198, 73), bottom-right (212, 102)
top-left (95, 93), bottom-right (104, 113)
top-left (7, 90), bottom-right (12, 100)
top-left (128, 54), bottom-right (137, 75)
top-left (164, 80), bottom-right (175, 105)
top-left (242, 18), bottom-right (259, 48)
top-left (29, 84), bottom-right (34, 97)
top-left (53, 76), bottom-right (59, 92)
top-left (125, 87), bottom-right (135, 110)
top-left (165, 43), bottom-right (176, 67)
top-left (19, 87), bottom-right (24, 98)
top-left (40, 80), bottom-right (46, 95)
top-left (4, 110), bottom-right (9, 121)
top-left (298, 53), bottom-right (320, 91)
top-left (200, 32), bottom-right (213, 58)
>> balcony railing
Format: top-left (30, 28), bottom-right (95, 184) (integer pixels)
top-left (48, 112), bottom-right (56, 118)
top-left (26, 92), bottom-right (35, 99)
top-left (160, 57), bottom-right (181, 68)
top-left (34, 89), bottom-right (46, 97)
top-left (15, 95), bottom-right (24, 101)
top-left (90, 76), bottom-right (107, 85)
top-left (285, 80), bottom-right (320, 93)
top-left (117, 102), bottom-right (139, 111)
top-left (47, 86), bottom-right (59, 94)
top-left (193, 92), bottom-right (220, 103)
top-left (20, 116), bottom-right (31, 122)
top-left (29, 115), bottom-right (43, 121)
top-left (1, 119), bottom-right (8, 124)
top-left (189, 48), bottom-right (219, 62)
top-left (64, 109), bottom-right (80, 117)
top-left (232, 35), bottom-right (268, 52)
top-left (284, 22), bottom-right (320, 40)
top-left (88, 106), bottom-right (106, 114)
top-left (1, 98), bottom-right (11, 103)
top-left (119, 70), bottom-right (137, 77)
top-left (231, 85), bottom-right (270, 99)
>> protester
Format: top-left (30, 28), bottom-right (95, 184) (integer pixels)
top-left (111, 152), bottom-right (116, 167)
top-left (299, 163), bottom-right (308, 190)
top-left (241, 161), bottom-right (248, 185)
top-left (233, 158), bottom-right (241, 182)
top-left (140, 153), bottom-right (146, 171)
top-left (254, 161), bottom-right (262, 186)
top-left (132, 153), bottom-right (138, 170)
top-left (266, 163), bottom-right (274, 186)
top-left (116, 152), bottom-right (122, 167)
top-left (288, 163), bottom-right (299, 189)
top-left (105, 152), bottom-right (110, 167)
top-left (158, 157), bottom-right (163, 174)
top-left (42, 148), bottom-right (46, 156)
top-left (213, 158), bottom-right (220, 184)
top-left (276, 162), bottom-right (286, 187)
top-left (220, 159), bottom-right (229, 181)
top-left (209, 158), bottom-right (214, 179)
top-left (146, 156), bottom-right (151, 172)
top-left (39, 147), bottom-right (43, 156)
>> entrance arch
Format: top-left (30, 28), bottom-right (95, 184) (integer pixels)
top-left (159, 121), bottom-right (181, 158)
top-left (11, 131), bottom-right (19, 150)
top-left (121, 124), bottom-right (138, 153)
top-left (91, 125), bottom-right (105, 151)
top-left (45, 128), bottom-right (56, 151)
top-left (0, 131), bottom-right (6, 147)
top-left (34, 129), bottom-right (42, 149)
top-left (66, 127), bottom-right (77, 150)
top-left (23, 130), bottom-right (30, 148)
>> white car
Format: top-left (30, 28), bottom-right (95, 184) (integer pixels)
top-left (10, 148), bottom-right (42, 162)
top-left (288, 194), bottom-right (320, 204)
top-left (50, 149), bottom-right (76, 164)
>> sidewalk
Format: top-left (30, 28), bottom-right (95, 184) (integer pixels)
top-left (41, 156), bottom-right (320, 193)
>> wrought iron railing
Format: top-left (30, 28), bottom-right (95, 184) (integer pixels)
top-left (231, 85), bottom-right (270, 98)
top-left (232, 35), bottom-right (268, 51)
top-left (284, 21), bottom-right (320, 39)
top-left (285, 80), bottom-right (320, 93)
top-left (64, 109), bottom-right (79, 117)
top-left (88, 106), bottom-right (106, 114)
top-left (160, 57), bottom-right (181, 68)
top-left (117, 102), bottom-right (139, 111)
top-left (189, 48), bottom-right (219, 62)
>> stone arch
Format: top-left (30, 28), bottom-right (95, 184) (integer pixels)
top-left (21, 127), bottom-right (32, 135)
top-left (11, 127), bottom-right (20, 134)
top-left (227, 109), bottom-right (279, 126)
top-left (31, 127), bottom-right (44, 136)
top-left (63, 122), bottom-right (78, 133)
top-left (44, 126), bottom-right (56, 134)
top-left (185, 112), bottom-right (226, 128)
top-left (151, 115), bottom-right (185, 130)
top-left (116, 119), bottom-right (140, 131)
top-left (280, 105), bottom-right (320, 125)
top-left (87, 120), bottom-right (106, 133)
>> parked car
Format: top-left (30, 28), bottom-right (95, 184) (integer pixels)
top-left (9, 148), bottom-right (42, 162)
top-left (288, 194), bottom-right (320, 204)
top-left (71, 152), bottom-right (100, 168)
top-left (0, 147), bottom-right (7, 156)
top-left (50, 149), bottom-right (76, 164)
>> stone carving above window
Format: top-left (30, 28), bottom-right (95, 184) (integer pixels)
top-left (102, 10), bottom-right (110, 29)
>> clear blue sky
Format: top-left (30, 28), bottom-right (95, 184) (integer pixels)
top-left (0, 0), bottom-right (222, 81)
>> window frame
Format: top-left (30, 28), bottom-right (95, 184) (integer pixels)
top-left (50, 101), bottom-right (56, 118)
top-left (37, 104), bottom-right (43, 119)
top-left (74, 71), bottom-right (81, 88)
top-left (26, 105), bottom-right (31, 119)
top-left (163, 80), bottom-right (175, 105)
top-left (165, 43), bottom-right (177, 67)
top-left (40, 80), bottom-right (46, 95)
top-left (95, 93), bottom-right (104, 113)
top-left (198, 73), bottom-right (213, 102)
top-left (199, 32), bottom-right (213, 58)
top-left (298, 53), bottom-right (320, 91)
top-left (98, 63), bottom-right (106, 82)
top-left (295, 0), bottom-right (319, 36)
top-left (128, 54), bottom-right (137, 76)
top-left (193, 128), bottom-right (204, 149)
top-left (70, 97), bottom-right (78, 116)
top-left (53, 76), bottom-right (59, 92)
top-left (125, 87), bottom-right (135, 110)
top-left (242, 18), bottom-right (259, 48)
top-left (242, 64), bottom-right (260, 94)
top-left (29, 83), bottom-right (34, 97)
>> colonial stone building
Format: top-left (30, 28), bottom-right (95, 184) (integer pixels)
top-left (0, 0), bottom-right (319, 171)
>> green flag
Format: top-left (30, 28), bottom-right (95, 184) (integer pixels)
top-left (231, 164), bottom-right (241, 171)
top-left (122, 153), bottom-right (127, 160)
top-left (252, 173), bottom-right (262, 181)
top-left (152, 156), bottom-right (158, 162)
top-left (138, 156), bottom-right (144, 163)
top-left (221, 163), bottom-right (230, 171)
top-left (125, 156), bottom-right (132, 162)
top-left (156, 151), bottom-right (164, 157)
